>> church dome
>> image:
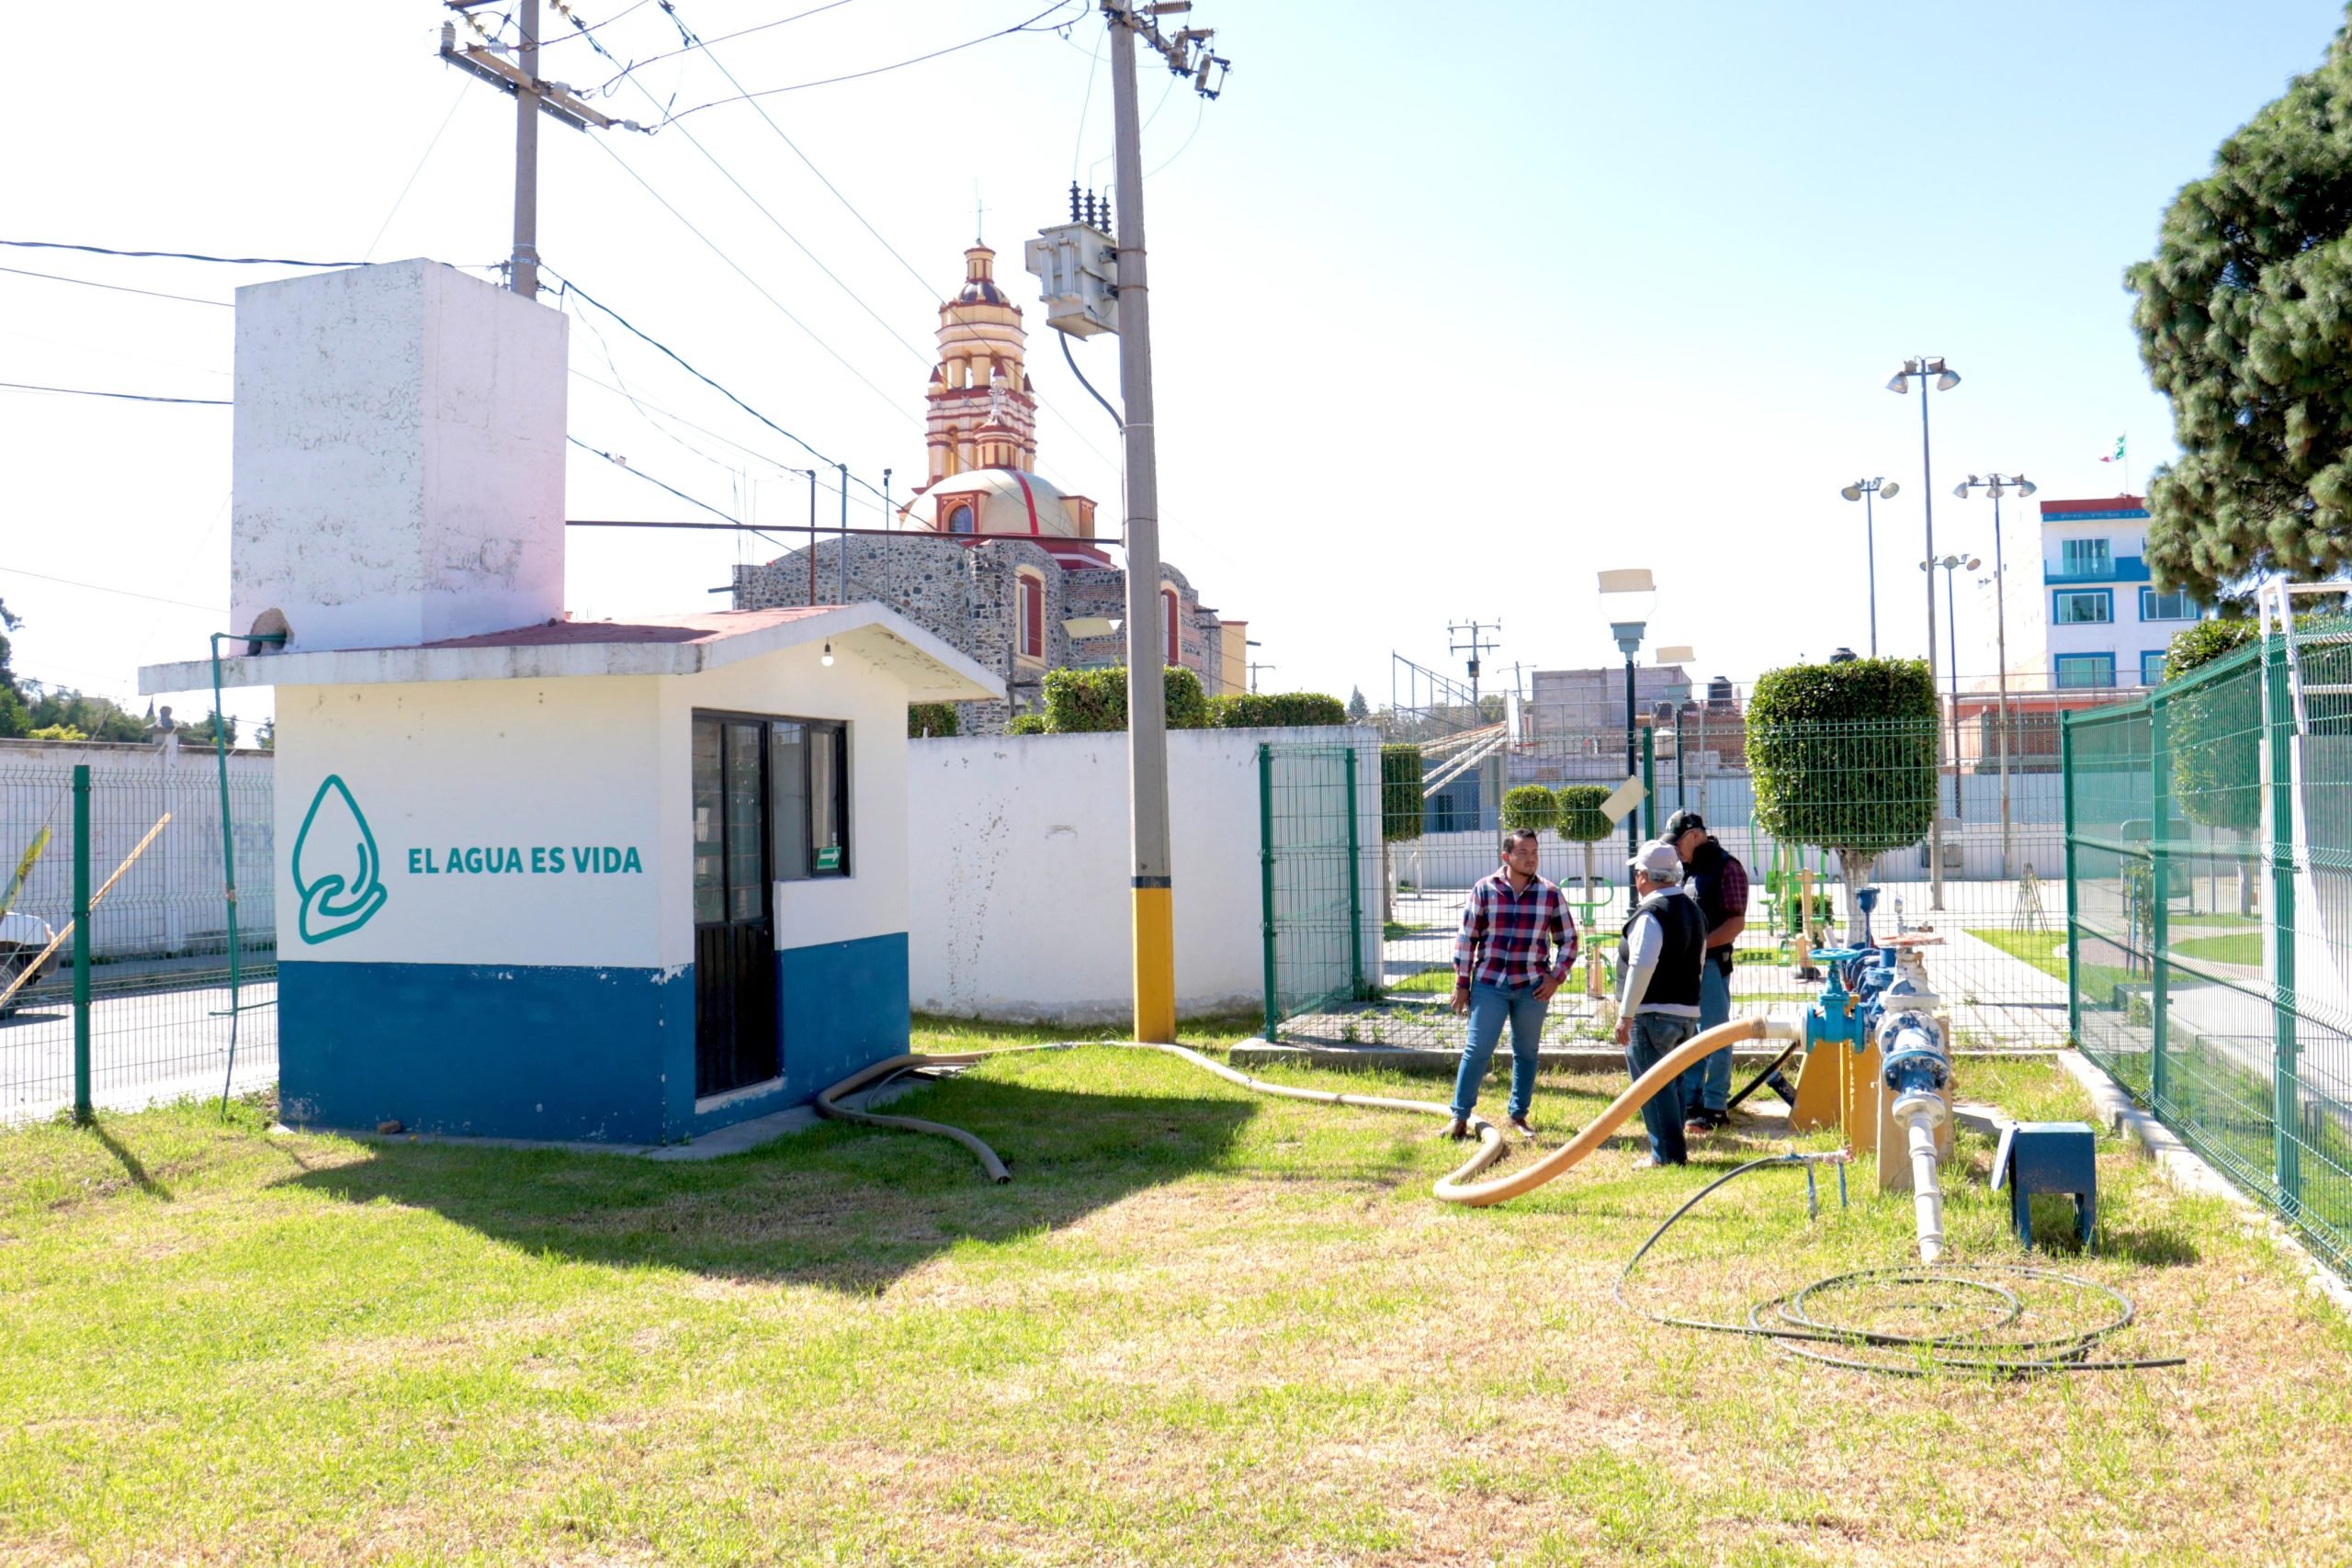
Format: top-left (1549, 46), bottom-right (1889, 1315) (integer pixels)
top-left (926, 468), bottom-right (1079, 537)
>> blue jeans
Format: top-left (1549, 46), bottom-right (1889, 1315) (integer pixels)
top-left (1629, 1012), bottom-right (1701, 1164)
top-left (1451, 981), bottom-right (1548, 1121)
top-left (1676, 957), bottom-right (1734, 1113)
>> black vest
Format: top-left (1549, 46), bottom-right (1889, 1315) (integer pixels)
top-left (1687, 838), bottom-right (1742, 972)
top-left (1620, 889), bottom-right (1705, 1009)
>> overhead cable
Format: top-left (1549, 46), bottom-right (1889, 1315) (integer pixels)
top-left (0, 264), bottom-right (229, 307)
top-left (0, 240), bottom-right (367, 267)
top-left (591, 0), bottom-right (865, 90)
top-left (0, 380), bottom-right (229, 406)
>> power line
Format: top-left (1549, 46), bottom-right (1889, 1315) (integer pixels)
top-left (589, 0), bottom-right (865, 89)
top-left (567, 434), bottom-right (800, 554)
top-left (0, 264), bottom-right (228, 308)
top-left (662, 0), bottom-right (1086, 124)
top-left (362, 82), bottom-right (473, 263)
top-left (0, 568), bottom-right (225, 613)
top-left (0, 380), bottom-right (229, 406)
top-left (0, 240), bottom-right (367, 267)
top-left (569, 369), bottom-right (893, 520)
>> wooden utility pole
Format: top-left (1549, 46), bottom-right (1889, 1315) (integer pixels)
top-left (439, 0), bottom-right (638, 299)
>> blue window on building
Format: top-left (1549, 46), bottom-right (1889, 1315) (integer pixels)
top-left (2061, 539), bottom-right (2113, 577)
top-left (2053, 589), bottom-right (2113, 625)
top-left (2141, 649), bottom-right (2168, 685)
top-left (2139, 587), bottom-right (2197, 621)
top-left (2055, 653), bottom-right (2117, 689)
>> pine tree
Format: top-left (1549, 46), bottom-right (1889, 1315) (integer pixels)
top-left (1345, 685), bottom-right (1369, 722)
top-left (2128, 11), bottom-right (2352, 595)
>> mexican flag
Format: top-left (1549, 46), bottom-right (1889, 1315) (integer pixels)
top-left (2098, 435), bottom-right (2126, 464)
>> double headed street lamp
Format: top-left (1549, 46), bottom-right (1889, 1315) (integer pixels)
top-left (1838, 477), bottom-right (1900, 657)
top-left (1887, 356), bottom-right (1961, 909)
top-left (1953, 471), bottom-right (2036, 877)
top-left (1919, 552), bottom-right (1980, 825)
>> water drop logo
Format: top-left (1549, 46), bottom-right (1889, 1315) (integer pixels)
top-left (293, 773), bottom-right (389, 944)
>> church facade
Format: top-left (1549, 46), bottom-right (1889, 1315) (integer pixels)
top-left (733, 242), bottom-right (1248, 734)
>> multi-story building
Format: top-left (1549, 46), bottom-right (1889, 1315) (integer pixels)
top-left (2038, 494), bottom-right (2210, 689)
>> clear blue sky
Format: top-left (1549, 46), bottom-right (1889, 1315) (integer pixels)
top-left (3, 0), bottom-right (2345, 723)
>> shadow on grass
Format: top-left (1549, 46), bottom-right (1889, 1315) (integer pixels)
top-left (91, 1119), bottom-right (174, 1201)
top-left (273, 1076), bottom-right (1256, 1292)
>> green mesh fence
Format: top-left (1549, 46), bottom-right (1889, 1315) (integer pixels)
top-left (2, 753), bottom-right (276, 1125)
top-left (1261, 718), bottom-right (2076, 1051)
top-left (2066, 626), bottom-right (2352, 1279)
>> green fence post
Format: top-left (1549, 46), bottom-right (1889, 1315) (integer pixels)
top-left (2149, 691), bottom-right (2170, 1112)
top-left (1258, 743), bottom-right (1279, 1043)
top-left (2061, 712), bottom-right (2081, 1048)
top-left (2266, 633), bottom-right (2301, 1211)
top-left (72, 763), bottom-right (91, 1125)
top-left (1343, 747), bottom-right (1364, 999)
top-left (1641, 725), bottom-right (1657, 840)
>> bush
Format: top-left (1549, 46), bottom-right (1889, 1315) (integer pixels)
top-left (1500, 785), bottom-right (1558, 833)
top-left (27, 723), bottom-right (86, 741)
top-left (1381, 744), bottom-right (1424, 843)
top-left (908, 702), bottom-right (959, 739)
top-left (1211, 692), bottom-right (1348, 728)
top-left (1042, 666), bottom-right (1212, 733)
top-left (1747, 658), bottom-right (1938, 908)
top-left (1004, 713), bottom-right (1048, 735)
top-left (1555, 784), bottom-right (1612, 843)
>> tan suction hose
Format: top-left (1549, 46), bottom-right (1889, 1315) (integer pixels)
top-left (1433, 1014), bottom-right (1804, 1206)
top-left (814, 1040), bottom-right (1510, 1190)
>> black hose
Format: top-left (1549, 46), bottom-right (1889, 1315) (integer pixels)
top-left (1724, 1042), bottom-right (1800, 1112)
top-left (1615, 1155), bottom-right (2186, 1378)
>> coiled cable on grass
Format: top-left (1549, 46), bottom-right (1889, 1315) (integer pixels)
top-left (1615, 1154), bottom-right (2188, 1378)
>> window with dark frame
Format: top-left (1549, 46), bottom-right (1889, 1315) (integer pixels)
top-left (1019, 573), bottom-right (1044, 659)
top-left (691, 711), bottom-right (849, 900)
top-left (1163, 587), bottom-right (1180, 664)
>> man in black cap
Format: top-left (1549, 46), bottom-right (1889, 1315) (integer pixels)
top-left (1665, 808), bottom-right (1749, 1134)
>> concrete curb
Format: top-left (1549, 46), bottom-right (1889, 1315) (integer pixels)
top-left (2056, 1049), bottom-right (2352, 1320)
top-left (1227, 1039), bottom-right (1790, 1077)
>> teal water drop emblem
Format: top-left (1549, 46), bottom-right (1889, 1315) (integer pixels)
top-left (293, 773), bottom-right (389, 944)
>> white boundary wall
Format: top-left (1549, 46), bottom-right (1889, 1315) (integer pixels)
top-left (909, 726), bottom-right (1383, 1024)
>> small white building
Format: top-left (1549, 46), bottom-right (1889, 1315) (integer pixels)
top-left (2038, 495), bottom-right (2211, 689)
top-left (141, 259), bottom-right (999, 1144)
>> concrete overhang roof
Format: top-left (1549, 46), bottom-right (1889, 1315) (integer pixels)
top-left (139, 604), bottom-right (1004, 704)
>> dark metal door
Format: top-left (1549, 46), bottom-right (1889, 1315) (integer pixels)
top-left (692, 717), bottom-right (778, 1097)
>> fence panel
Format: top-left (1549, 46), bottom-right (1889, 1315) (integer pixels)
top-left (1, 751), bottom-right (277, 1125)
top-left (1264, 721), bottom-right (2075, 1050)
top-left (2066, 632), bottom-right (2352, 1280)
top-left (1259, 743), bottom-right (1366, 1036)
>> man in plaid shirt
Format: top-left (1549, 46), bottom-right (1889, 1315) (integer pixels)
top-left (1445, 827), bottom-right (1578, 1139)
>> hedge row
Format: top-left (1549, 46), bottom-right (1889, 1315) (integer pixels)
top-left (1020, 667), bottom-right (1352, 734)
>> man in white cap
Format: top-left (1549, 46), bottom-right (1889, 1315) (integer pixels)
top-left (1613, 840), bottom-right (1708, 1167)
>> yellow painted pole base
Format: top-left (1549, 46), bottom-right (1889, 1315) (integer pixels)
top-left (1842, 1040), bottom-right (1883, 1158)
top-left (1133, 883), bottom-right (1176, 1044)
top-left (1788, 1046), bottom-right (1842, 1132)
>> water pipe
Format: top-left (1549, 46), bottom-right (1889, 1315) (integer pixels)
top-left (1877, 999), bottom-right (1951, 1263)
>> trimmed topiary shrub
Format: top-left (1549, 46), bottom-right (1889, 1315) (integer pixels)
top-left (1041, 666), bottom-right (1214, 733)
top-left (1747, 656), bottom-right (1938, 937)
top-left (1500, 784), bottom-right (1558, 835)
top-left (1211, 692), bottom-right (1348, 728)
top-left (908, 702), bottom-right (959, 739)
top-left (1004, 713), bottom-right (1047, 735)
top-left (1555, 783), bottom-right (1612, 897)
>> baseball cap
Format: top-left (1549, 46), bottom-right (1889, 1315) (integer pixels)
top-left (1664, 808), bottom-right (1707, 839)
top-left (1629, 840), bottom-right (1683, 880)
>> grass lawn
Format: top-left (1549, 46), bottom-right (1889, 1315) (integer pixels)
top-left (2170, 931), bottom-right (2263, 967)
top-left (6, 1049), bottom-right (2351, 1563)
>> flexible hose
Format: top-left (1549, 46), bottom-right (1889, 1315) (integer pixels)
top-left (1432, 1016), bottom-right (1801, 1206)
top-left (1616, 1154), bottom-right (2186, 1377)
top-left (813, 1039), bottom-right (1512, 1190)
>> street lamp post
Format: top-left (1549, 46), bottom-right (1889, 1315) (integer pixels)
top-left (1600, 570), bottom-right (1657, 891)
top-left (1656, 647), bottom-right (1695, 811)
top-left (1953, 472), bottom-right (2037, 877)
top-left (1887, 356), bottom-right (1961, 910)
top-left (1838, 478), bottom-right (1901, 658)
top-left (1920, 553), bottom-right (1981, 824)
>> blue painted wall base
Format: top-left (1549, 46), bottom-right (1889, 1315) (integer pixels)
top-left (283, 932), bottom-right (910, 1145)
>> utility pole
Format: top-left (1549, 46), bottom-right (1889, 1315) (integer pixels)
top-left (1102, 0), bottom-right (1227, 1044)
top-left (1248, 661), bottom-right (1274, 694)
top-left (440, 1), bottom-right (640, 299)
top-left (802, 469), bottom-right (819, 605)
top-left (1449, 619), bottom-right (1501, 719)
top-left (836, 462), bottom-right (850, 603)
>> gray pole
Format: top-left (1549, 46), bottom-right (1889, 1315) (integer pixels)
top-left (1993, 490), bottom-right (2014, 877)
top-left (1624, 653), bottom-right (1638, 889)
top-left (1917, 367), bottom-right (1946, 911)
top-left (1108, 2), bottom-right (1175, 1041)
top-left (512, 0), bottom-right (541, 299)
top-left (836, 462), bottom-right (849, 604)
top-left (1945, 558), bottom-right (1962, 823)
top-left (1865, 487), bottom-right (1880, 658)
top-left (805, 468), bottom-right (818, 605)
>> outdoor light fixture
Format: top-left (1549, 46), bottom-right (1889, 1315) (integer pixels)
top-left (1883, 356), bottom-right (1963, 908)
top-left (1599, 569), bottom-right (1657, 883)
top-left (1838, 478), bottom-right (1900, 657)
top-left (1951, 470), bottom-right (2037, 875)
top-left (821, 641), bottom-right (834, 667)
